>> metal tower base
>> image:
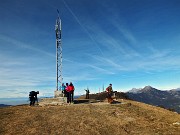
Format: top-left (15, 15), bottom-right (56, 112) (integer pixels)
top-left (38, 97), bottom-right (67, 106)
top-left (54, 90), bottom-right (64, 98)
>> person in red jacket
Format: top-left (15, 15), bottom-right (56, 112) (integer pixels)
top-left (68, 82), bottom-right (75, 103)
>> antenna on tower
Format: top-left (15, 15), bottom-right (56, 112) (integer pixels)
top-left (55, 9), bottom-right (63, 91)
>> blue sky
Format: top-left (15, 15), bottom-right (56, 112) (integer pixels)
top-left (0, 0), bottom-right (180, 98)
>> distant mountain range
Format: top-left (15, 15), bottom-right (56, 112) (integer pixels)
top-left (126, 86), bottom-right (180, 113)
top-left (0, 104), bottom-right (11, 107)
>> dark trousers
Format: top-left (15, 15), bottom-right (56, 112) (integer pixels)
top-left (71, 91), bottom-right (74, 102)
top-left (86, 94), bottom-right (89, 99)
top-left (64, 90), bottom-right (67, 97)
top-left (107, 92), bottom-right (113, 103)
top-left (67, 91), bottom-right (74, 103)
top-left (30, 97), bottom-right (35, 106)
top-left (67, 92), bottom-right (71, 103)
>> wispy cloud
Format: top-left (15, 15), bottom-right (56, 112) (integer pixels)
top-left (87, 44), bottom-right (180, 74)
top-left (85, 21), bottom-right (141, 60)
top-left (0, 34), bottom-right (55, 57)
top-left (87, 54), bottom-right (128, 71)
top-left (65, 74), bottom-right (99, 83)
top-left (87, 64), bottom-right (115, 75)
top-left (127, 46), bottom-right (180, 72)
top-left (62, 0), bottom-right (104, 56)
top-left (0, 42), bottom-right (56, 98)
top-left (112, 20), bottom-right (137, 45)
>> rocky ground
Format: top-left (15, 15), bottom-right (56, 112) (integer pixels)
top-left (0, 99), bottom-right (180, 135)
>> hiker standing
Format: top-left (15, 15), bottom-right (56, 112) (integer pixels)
top-left (68, 82), bottom-right (75, 103)
top-left (29, 91), bottom-right (39, 106)
top-left (62, 83), bottom-right (67, 97)
top-left (85, 89), bottom-right (90, 99)
top-left (106, 84), bottom-right (113, 103)
top-left (65, 83), bottom-right (70, 103)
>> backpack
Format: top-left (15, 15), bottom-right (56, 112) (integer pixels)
top-left (106, 87), bottom-right (109, 92)
top-left (29, 91), bottom-right (35, 97)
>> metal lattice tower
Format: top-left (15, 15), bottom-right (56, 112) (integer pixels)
top-left (55, 11), bottom-right (62, 91)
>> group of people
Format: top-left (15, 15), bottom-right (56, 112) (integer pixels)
top-left (62, 82), bottom-right (75, 103)
top-left (29, 83), bottom-right (113, 105)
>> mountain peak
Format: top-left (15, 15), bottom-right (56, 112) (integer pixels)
top-left (139, 86), bottom-right (157, 93)
top-left (143, 85), bottom-right (154, 90)
top-left (127, 86), bottom-right (155, 93)
top-left (128, 88), bottom-right (142, 93)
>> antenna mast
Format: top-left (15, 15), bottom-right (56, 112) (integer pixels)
top-left (55, 10), bottom-right (63, 91)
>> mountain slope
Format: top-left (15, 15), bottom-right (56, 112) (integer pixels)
top-left (78, 91), bottom-right (129, 100)
top-left (126, 86), bottom-right (180, 113)
top-left (0, 100), bottom-right (180, 135)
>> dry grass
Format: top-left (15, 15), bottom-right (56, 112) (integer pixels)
top-left (0, 99), bottom-right (180, 135)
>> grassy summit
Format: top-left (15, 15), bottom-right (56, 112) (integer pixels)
top-left (0, 99), bottom-right (180, 135)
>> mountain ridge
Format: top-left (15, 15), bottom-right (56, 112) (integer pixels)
top-left (127, 86), bottom-right (180, 93)
top-left (126, 86), bottom-right (180, 113)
